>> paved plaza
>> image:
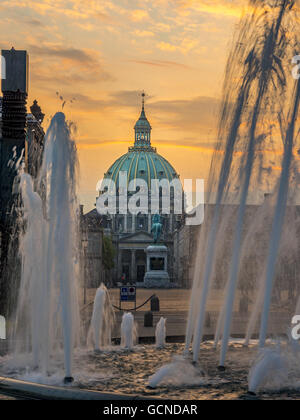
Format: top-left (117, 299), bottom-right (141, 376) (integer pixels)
top-left (83, 288), bottom-right (292, 341)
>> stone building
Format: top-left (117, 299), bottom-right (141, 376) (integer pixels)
top-left (173, 224), bottom-right (200, 289)
top-left (173, 198), bottom-right (300, 307)
top-left (26, 100), bottom-right (45, 178)
top-left (83, 95), bottom-right (183, 287)
top-left (80, 207), bottom-right (104, 290)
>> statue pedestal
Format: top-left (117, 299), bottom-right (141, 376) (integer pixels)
top-left (143, 245), bottom-right (170, 288)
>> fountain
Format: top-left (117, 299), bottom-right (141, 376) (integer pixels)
top-left (155, 317), bottom-right (166, 349)
top-left (88, 283), bottom-right (115, 352)
top-left (149, 357), bottom-right (205, 389)
top-left (187, 0), bottom-right (300, 368)
top-left (13, 112), bottom-right (80, 383)
top-left (258, 76), bottom-right (300, 348)
top-left (121, 313), bottom-right (137, 350)
top-left (1, 0), bottom-right (300, 401)
top-left (248, 347), bottom-right (287, 394)
top-left (150, 0), bottom-right (300, 395)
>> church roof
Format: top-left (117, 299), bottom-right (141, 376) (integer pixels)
top-left (103, 150), bottom-right (179, 188)
top-left (101, 94), bottom-right (180, 189)
top-left (134, 103), bottom-right (151, 131)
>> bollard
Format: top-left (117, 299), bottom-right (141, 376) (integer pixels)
top-left (205, 312), bottom-right (211, 328)
top-left (151, 295), bottom-right (160, 312)
top-left (144, 311), bottom-right (153, 327)
top-left (239, 296), bottom-right (248, 314)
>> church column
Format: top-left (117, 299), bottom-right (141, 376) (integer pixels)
top-left (169, 214), bottom-right (173, 233)
top-left (117, 249), bottom-right (123, 282)
top-left (132, 215), bottom-right (136, 233)
top-left (131, 250), bottom-right (136, 283)
top-left (146, 251), bottom-right (150, 272)
top-left (148, 213), bottom-right (152, 234)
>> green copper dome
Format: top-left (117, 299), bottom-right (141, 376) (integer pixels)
top-left (102, 96), bottom-right (180, 189)
top-left (104, 150), bottom-right (179, 188)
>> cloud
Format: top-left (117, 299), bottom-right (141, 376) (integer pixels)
top-left (150, 96), bottom-right (220, 132)
top-left (130, 9), bottom-right (149, 22)
top-left (28, 45), bottom-right (99, 67)
top-left (127, 59), bottom-right (191, 69)
top-left (109, 90), bottom-right (149, 108)
top-left (65, 93), bottom-right (108, 110)
top-left (70, 90), bottom-right (220, 147)
top-left (29, 45), bottom-right (114, 86)
top-left (0, 0), bottom-right (250, 212)
top-left (133, 30), bottom-right (155, 38)
top-left (152, 0), bottom-right (243, 18)
top-left (31, 66), bottom-right (112, 86)
top-left (157, 42), bottom-right (178, 52)
top-left (154, 22), bottom-right (171, 33)
top-left (185, 0), bottom-right (243, 18)
top-left (156, 38), bottom-right (201, 54)
top-left (55, 90), bottom-right (219, 142)
top-left (24, 18), bottom-right (44, 27)
top-left (0, 0), bottom-right (115, 22)
top-left (93, 11), bottom-right (115, 23)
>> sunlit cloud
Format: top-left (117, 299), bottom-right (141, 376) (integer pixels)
top-left (157, 42), bottom-right (178, 52)
top-left (182, 0), bottom-right (243, 18)
top-left (130, 9), bottom-right (149, 22)
top-left (133, 30), bottom-right (155, 38)
top-left (127, 59), bottom-right (191, 69)
top-left (0, 0), bottom-right (248, 210)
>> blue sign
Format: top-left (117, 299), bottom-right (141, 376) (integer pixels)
top-left (120, 286), bottom-right (136, 302)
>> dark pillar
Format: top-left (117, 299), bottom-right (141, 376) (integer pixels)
top-left (0, 49), bottom-right (28, 317)
top-left (131, 249), bottom-right (136, 284)
top-left (151, 295), bottom-right (160, 312)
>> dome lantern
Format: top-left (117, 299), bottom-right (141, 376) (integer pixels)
top-left (133, 92), bottom-right (152, 150)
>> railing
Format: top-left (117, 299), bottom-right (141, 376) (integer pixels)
top-left (80, 293), bottom-right (157, 313)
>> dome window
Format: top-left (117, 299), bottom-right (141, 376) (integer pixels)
top-left (139, 170), bottom-right (146, 175)
top-left (159, 171), bottom-right (164, 176)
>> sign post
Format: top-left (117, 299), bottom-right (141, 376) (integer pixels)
top-left (120, 286), bottom-right (137, 311)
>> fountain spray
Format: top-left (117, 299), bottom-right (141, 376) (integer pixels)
top-left (259, 76), bottom-right (300, 348)
top-left (185, 0), bottom-right (298, 367)
top-left (189, 20), bottom-right (253, 361)
top-left (121, 313), bottom-right (137, 350)
top-left (89, 283), bottom-right (115, 352)
top-left (14, 112), bottom-right (80, 383)
top-left (155, 317), bottom-right (166, 349)
top-left (219, 0), bottom-right (291, 369)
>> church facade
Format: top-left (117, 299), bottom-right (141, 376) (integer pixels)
top-left (82, 96), bottom-right (184, 287)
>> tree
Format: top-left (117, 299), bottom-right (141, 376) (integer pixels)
top-left (102, 235), bottom-right (115, 271)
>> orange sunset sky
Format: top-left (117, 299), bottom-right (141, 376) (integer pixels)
top-left (0, 0), bottom-right (245, 211)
